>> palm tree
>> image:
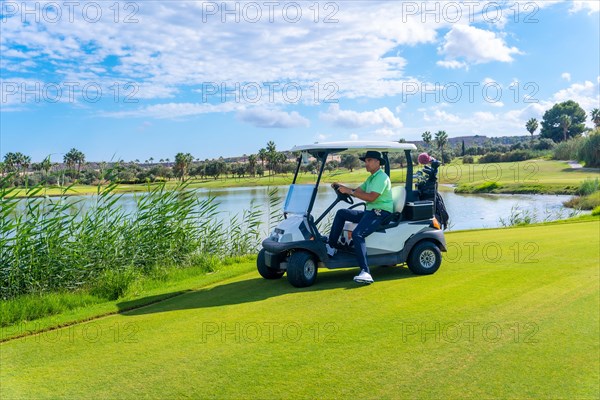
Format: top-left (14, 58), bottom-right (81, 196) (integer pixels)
top-left (3, 152), bottom-right (18, 173)
top-left (64, 148), bottom-right (85, 176)
top-left (422, 131), bottom-right (432, 148)
top-left (258, 148), bottom-right (267, 169)
top-left (21, 154), bottom-right (31, 173)
top-left (4, 152), bottom-right (26, 176)
top-left (265, 141), bottom-right (278, 175)
top-left (591, 108), bottom-right (600, 128)
top-left (276, 152), bottom-right (287, 174)
top-left (247, 154), bottom-right (257, 176)
top-left (41, 156), bottom-right (52, 176)
top-left (434, 130), bottom-right (448, 162)
top-left (174, 152), bottom-right (194, 181)
top-left (64, 151), bottom-right (76, 170)
top-left (559, 114), bottom-right (572, 142)
top-left (526, 118), bottom-right (538, 143)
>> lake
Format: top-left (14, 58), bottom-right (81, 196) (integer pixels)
top-left (52, 185), bottom-right (578, 232)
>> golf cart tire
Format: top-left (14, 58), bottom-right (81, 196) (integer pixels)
top-left (287, 251), bottom-right (318, 288)
top-left (257, 249), bottom-right (284, 280)
top-left (407, 241), bottom-right (442, 275)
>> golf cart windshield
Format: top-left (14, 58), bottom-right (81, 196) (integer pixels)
top-left (283, 184), bottom-right (314, 216)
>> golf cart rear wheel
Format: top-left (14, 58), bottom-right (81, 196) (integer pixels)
top-left (257, 249), bottom-right (284, 280)
top-left (407, 241), bottom-right (441, 275)
top-left (287, 251), bottom-right (318, 288)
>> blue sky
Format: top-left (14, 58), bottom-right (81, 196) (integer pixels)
top-left (1, 0), bottom-right (599, 162)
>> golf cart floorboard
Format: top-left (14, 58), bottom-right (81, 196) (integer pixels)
top-left (325, 250), bottom-right (402, 269)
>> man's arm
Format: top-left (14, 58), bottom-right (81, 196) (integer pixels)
top-left (351, 187), bottom-right (380, 202)
top-left (334, 183), bottom-right (380, 202)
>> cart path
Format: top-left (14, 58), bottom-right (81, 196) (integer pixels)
top-left (567, 160), bottom-right (584, 169)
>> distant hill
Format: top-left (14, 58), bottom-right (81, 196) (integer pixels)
top-left (409, 134), bottom-right (537, 148)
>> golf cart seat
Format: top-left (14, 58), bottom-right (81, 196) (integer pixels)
top-left (342, 186), bottom-right (406, 241)
top-left (377, 186), bottom-right (406, 230)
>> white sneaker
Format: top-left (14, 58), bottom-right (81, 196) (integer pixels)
top-left (353, 270), bottom-right (374, 284)
top-left (326, 244), bottom-right (337, 257)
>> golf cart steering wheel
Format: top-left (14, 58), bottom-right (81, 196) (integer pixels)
top-left (331, 184), bottom-right (354, 205)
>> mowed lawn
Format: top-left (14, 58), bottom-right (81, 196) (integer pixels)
top-left (1, 219), bottom-right (599, 399)
top-left (441, 160), bottom-right (599, 193)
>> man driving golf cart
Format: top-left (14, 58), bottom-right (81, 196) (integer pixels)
top-left (257, 141), bottom-right (446, 288)
top-left (327, 150), bottom-right (392, 284)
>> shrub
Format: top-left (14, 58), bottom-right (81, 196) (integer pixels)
top-left (577, 132), bottom-right (600, 167)
top-left (90, 267), bottom-right (138, 301)
top-left (502, 150), bottom-right (534, 162)
top-left (553, 136), bottom-right (585, 160)
top-left (479, 152), bottom-right (503, 163)
top-left (534, 138), bottom-right (556, 151)
top-left (578, 178), bottom-right (600, 196)
top-left (563, 191), bottom-right (600, 210)
top-left (473, 181), bottom-right (501, 192)
top-left (42, 174), bottom-right (58, 185)
top-left (592, 206), bottom-right (600, 216)
top-left (186, 253), bottom-right (221, 273)
top-left (462, 156), bottom-right (474, 164)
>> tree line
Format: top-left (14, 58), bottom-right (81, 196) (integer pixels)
top-left (2, 101), bottom-right (599, 188)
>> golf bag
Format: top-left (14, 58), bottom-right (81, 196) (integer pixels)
top-left (416, 159), bottom-right (450, 230)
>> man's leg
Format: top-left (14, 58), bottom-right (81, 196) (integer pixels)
top-left (328, 208), bottom-right (363, 247)
top-left (352, 210), bottom-right (390, 273)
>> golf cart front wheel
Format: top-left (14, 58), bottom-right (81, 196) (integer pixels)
top-left (407, 241), bottom-right (442, 275)
top-left (287, 251), bottom-right (318, 288)
top-left (257, 249), bottom-right (284, 280)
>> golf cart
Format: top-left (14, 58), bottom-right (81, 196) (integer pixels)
top-left (257, 141), bottom-right (447, 287)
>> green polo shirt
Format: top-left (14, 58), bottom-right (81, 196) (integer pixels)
top-left (359, 168), bottom-right (393, 213)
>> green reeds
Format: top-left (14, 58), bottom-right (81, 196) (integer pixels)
top-left (1, 176), bottom-right (281, 301)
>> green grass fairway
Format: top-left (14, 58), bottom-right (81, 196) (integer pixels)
top-left (2, 220), bottom-right (599, 399)
top-left (443, 160), bottom-right (599, 194)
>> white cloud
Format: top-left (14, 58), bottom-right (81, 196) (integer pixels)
top-left (349, 134), bottom-right (359, 141)
top-left (473, 111), bottom-right (496, 122)
top-left (320, 104), bottom-right (403, 129)
top-left (104, 102), bottom-right (239, 119)
top-left (436, 60), bottom-right (468, 70)
top-left (374, 128), bottom-right (398, 138)
top-left (423, 109), bottom-right (461, 123)
top-left (570, 1), bottom-right (600, 14)
top-left (483, 77), bottom-right (500, 86)
top-left (551, 80), bottom-right (599, 113)
top-left (561, 72), bottom-right (572, 82)
top-left (0, 1), bottom-right (443, 104)
top-left (438, 25), bottom-right (522, 65)
top-left (236, 109), bottom-right (310, 129)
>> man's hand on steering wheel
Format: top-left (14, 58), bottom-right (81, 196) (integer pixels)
top-left (331, 183), bottom-right (354, 204)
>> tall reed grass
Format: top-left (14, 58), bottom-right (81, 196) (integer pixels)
top-left (1, 175), bottom-right (278, 301)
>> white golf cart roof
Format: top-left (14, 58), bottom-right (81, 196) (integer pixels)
top-left (291, 141), bottom-right (416, 154)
